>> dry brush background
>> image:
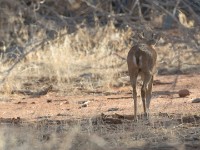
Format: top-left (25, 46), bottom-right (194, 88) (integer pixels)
top-left (0, 0), bottom-right (200, 149)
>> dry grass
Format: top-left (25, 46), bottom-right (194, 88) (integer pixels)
top-left (157, 42), bottom-right (200, 74)
top-left (0, 114), bottom-right (200, 150)
top-left (1, 22), bottom-right (199, 96)
top-left (0, 1), bottom-right (200, 149)
top-left (0, 22), bottom-right (133, 95)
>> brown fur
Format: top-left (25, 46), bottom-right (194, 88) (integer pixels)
top-left (127, 34), bottom-right (158, 120)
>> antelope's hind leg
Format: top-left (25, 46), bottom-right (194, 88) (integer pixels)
top-left (127, 64), bottom-right (139, 121)
top-left (141, 72), bottom-right (152, 119)
top-left (146, 76), bottom-right (153, 116)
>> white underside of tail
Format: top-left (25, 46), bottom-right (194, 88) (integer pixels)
top-left (133, 55), bottom-right (142, 67)
top-left (133, 56), bottom-right (137, 66)
top-left (139, 56), bottom-right (142, 67)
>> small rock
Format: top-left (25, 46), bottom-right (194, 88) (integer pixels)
top-left (78, 100), bottom-right (90, 105)
top-left (192, 98), bottom-right (200, 103)
top-left (108, 108), bottom-right (119, 112)
top-left (47, 99), bottom-right (52, 103)
top-left (59, 101), bottom-right (69, 105)
top-left (78, 100), bottom-right (88, 104)
top-left (16, 101), bottom-right (27, 104)
top-left (79, 104), bottom-right (88, 109)
top-left (78, 103), bottom-right (89, 109)
top-left (64, 101), bottom-right (69, 104)
top-left (178, 89), bottom-right (190, 97)
top-left (57, 113), bottom-right (67, 116)
top-left (78, 100), bottom-right (90, 108)
top-left (81, 104), bottom-right (88, 107)
top-left (31, 102), bottom-right (36, 104)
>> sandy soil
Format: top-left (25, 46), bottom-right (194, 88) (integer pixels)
top-left (0, 74), bottom-right (200, 149)
top-left (0, 74), bottom-right (199, 121)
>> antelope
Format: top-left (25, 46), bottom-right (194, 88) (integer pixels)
top-left (127, 32), bottom-right (159, 121)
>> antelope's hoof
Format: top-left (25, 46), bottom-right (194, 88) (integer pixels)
top-left (134, 116), bottom-right (138, 122)
top-left (143, 113), bottom-right (149, 120)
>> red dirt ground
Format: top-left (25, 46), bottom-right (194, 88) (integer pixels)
top-left (0, 74), bottom-right (200, 121)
